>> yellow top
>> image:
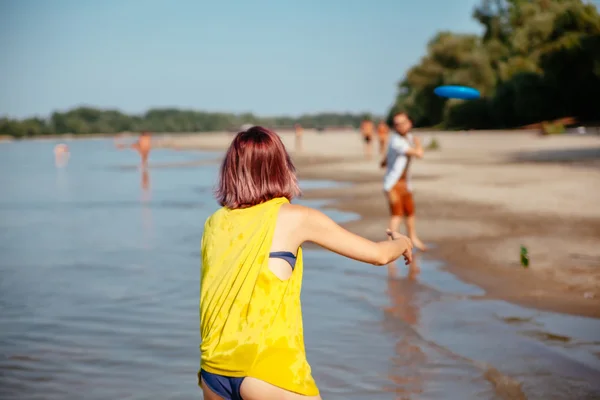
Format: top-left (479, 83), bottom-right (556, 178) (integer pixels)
top-left (199, 197), bottom-right (319, 396)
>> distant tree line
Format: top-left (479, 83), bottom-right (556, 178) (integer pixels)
top-left (4, 0), bottom-right (598, 137)
top-left (387, 0), bottom-right (600, 130)
top-left (0, 108), bottom-right (377, 138)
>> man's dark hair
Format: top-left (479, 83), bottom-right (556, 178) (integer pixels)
top-left (386, 110), bottom-right (413, 128)
top-left (394, 111), bottom-right (413, 123)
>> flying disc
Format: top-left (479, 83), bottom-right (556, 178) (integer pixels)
top-left (434, 85), bottom-right (480, 100)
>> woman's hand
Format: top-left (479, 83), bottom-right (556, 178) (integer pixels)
top-left (386, 229), bottom-right (413, 265)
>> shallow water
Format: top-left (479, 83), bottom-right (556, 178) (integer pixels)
top-left (1, 139), bottom-right (599, 400)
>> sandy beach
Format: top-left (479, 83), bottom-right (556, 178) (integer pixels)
top-left (157, 129), bottom-right (600, 318)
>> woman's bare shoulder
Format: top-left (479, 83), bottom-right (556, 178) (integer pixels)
top-left (280, 203), bottom-right (319, 220)
top-left (279, 203), bottom-right (336, 234)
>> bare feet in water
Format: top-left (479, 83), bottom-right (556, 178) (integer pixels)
top-left (410, 236), bottom-right (428, 252)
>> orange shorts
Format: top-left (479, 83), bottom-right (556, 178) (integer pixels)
top-left (387, 180), bottom-right (415, 217)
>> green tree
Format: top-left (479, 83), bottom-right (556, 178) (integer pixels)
top-left (389, 0), bottom-right (600, 130)
top-left (0, 107), bottom-right (375, 138)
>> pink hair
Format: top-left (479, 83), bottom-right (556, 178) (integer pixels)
top-left (215, 126), bottom-right (301, 209)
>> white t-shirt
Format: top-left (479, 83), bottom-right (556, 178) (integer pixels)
top-left (383, 133), bottom-right (414, 192)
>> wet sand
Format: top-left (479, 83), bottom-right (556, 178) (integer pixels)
top-left (157, 130), bottom-right (600, 318)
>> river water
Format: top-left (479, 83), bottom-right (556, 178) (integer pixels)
top-left (1, 139), bottom-right (599, 399)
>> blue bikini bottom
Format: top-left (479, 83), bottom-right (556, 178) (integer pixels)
top-left (200, 369), bottom-right (245, 400)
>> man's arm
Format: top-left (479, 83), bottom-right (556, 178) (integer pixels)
top-left (405, 136), bottom-right (424, 158)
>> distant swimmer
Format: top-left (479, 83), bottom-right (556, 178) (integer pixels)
top-left (294, 123), bottom-right (303, 152)
top-left (360, 117), bottom-right (374, 160)
top-left (377, 120), bottom-right (390, 156)
top-left (54, 143), bottom-right (70, 168)
top-left (131, 131), bottom-right (152, 168)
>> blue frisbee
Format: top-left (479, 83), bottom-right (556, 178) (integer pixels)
top-left (434, 85), bottom-right (480, 100)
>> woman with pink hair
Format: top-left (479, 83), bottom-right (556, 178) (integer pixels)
top-left (199, 126), bottom-right (413, 400)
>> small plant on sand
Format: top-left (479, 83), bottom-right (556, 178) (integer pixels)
top-left (520, 245), bottom-right (529, 268)
top-left (426, 136), bottom-right (440, 150)
top-left (541, 122), bottom-right (566, 135)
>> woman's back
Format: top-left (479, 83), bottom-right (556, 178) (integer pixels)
top-left (199, 126), bottom-right (413, 400)
top-left (200, 197), bottom-right (319, 396)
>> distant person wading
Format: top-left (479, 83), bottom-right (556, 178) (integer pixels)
top-left (360, 118), bottom-right (374, 159)
top-left (114, 131), bottom-right (153, 168)
top-left (132, 131), bottom-right (152, 168)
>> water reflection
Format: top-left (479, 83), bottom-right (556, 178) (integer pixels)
top-left (140, 168), bottom-right (153, 249)
top-left (142, 168), bottom-right (150, 191)
top-left (55, 167), bottom-right (69, 194)
top-left (141, 168), bottom-right (151, 201)
top-left (384, 256), bottom-right (426, 399)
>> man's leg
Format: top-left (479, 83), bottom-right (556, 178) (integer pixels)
top-left (388, 215), bottom-right (402, 233)
top-left (387, 214), bottom-right (404, 274)
top-left (386, 185), bottom-right (403, 233)
top-left (385, 187), bottom-right (402, 272)
top-left (403, 214), bottom-right (423, 277)
top-left (404, 189), bottom-right (427, 253)
top-left (406, 215), bottom-right (426, 251)
top-left (140, 150), bottom-right (149, 169)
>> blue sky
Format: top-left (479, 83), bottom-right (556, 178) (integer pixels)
top-left (0, 0), bottom-right (483, 119)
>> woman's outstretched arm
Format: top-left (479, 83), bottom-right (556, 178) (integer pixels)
top-left (294, 205), bottom-right (412, 266)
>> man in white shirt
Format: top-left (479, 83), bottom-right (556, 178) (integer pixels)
top-left (381, 112), bottom-right (427, 252)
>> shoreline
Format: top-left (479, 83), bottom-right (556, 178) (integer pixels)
top-left (296, 170), bottom-right (600, 318)
top-left (0, 126), bottom-right (572, 144)
top-left (158, 130), bottom-right (600, 318)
